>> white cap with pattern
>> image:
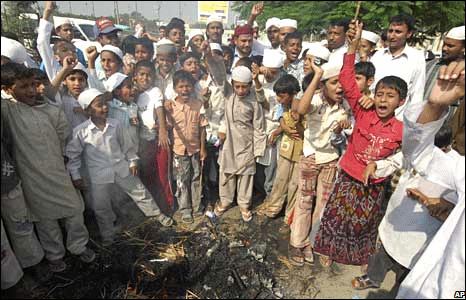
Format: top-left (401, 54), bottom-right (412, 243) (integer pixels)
top-left (78, 88), bottom-right (104, 110)
top-left (321, 62), bottom-right (343, 82)
top-left (100, 45), bottom-right (123, 61)
top-left (104, 72), bottom-right (128, 92)
top-left (266, 17), bottom-right (281, 30)
top-left (361, 30), bottom-right (380, 45)
top-left (231, 66), bottom-right (253, 83)
top-left (279, 19), bottom-right (297, 29)
top-left (445, 25), bottom-right (465, 40)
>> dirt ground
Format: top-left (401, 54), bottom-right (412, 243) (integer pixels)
top-left (3, 196), bottom-right (399, 299)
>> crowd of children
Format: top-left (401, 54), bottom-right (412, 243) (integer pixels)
top-left (1, 1), bottom-right (464, 298)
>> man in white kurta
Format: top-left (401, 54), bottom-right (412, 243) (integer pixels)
top-left (396, 65), bottom-right (465, 299)
top-left (215, 66), bottom-right (266, 221)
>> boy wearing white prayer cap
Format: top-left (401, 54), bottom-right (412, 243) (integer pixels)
top-left (213, 66), bottom-right (267, 223)
top-left (359, 30), bottom-right (380, 61)
top-left (278, 18), bottom-right (298, 51)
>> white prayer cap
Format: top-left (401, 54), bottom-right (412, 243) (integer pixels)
top-left (253, 21), bottom-right (259, 28)
top-left (104, 72), bottom-right (128, 92)
top-left (266, 17), bottom-right (281, 30)
top-left (320, 39), bottom-right (328, 47)
top-left (262, 48), bottom-right (285, 68)
top-left (54, 18), bottom-right (72, 30)
top-left (78, 88), bottom-right (103, 110)
top-left (305, 42), bottom-right (330, 61)
top-left (70, 62), bottom-right (89, 79)
top-left (207, 14), bottom-right (223, 25)
top-left (231, 66), bottom-right (252, 83)
top-left (100, 45), bottom-right (123, 61)
top-left (445, 25), bottom-right (465, 40)
top-left (189, 29), bottom-right (204, 41)
top-left (1, 36), bottom-right (28, 65)
top-left (361, 30), bottom-right (380, 45)
top-left (321, 62), bottom-right (343, 82)
top-left (210, 43), bottom-right (223, 53)
top-left (279, 18), bottom-right (297, 29)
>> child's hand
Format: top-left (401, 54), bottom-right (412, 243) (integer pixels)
top-left (251, 62), bottom-right (260, 80)
top-left (164, 100), bottom-right (175, 111)
top-left (362, 161), bottom-right (377, 185)
top-left (251, 1), bottom-right (264, 17)
top-left (267, 129), bottom-right (280, 145)
top-left (347, 19), bottom-right (363, 53)
top-left (158, 128), bottom-right (171, 151)
top-left (200, 148), bottom-right (208, 163)
top-left (310, 59), bottom-right (323, 79)
top-left (200, 40), bottom-right (212, 57)
top-left (45, 1), bottom-right (57, 12)
top-left (72, 179), bottom-right (83, 190)
top-left (62, 55), bottom-right (78, 71)
top-left (429, 60), bottom-right (465, 106)
top-left (406, 188), bottom-right (455, 221)
top-left (290, 110), bottom-right (300, 121)
top-left (334, 119), bottom-right (352, 134)
top-left (129, 165), bottom-right (138, 176)
top-left (358, 94), bottom-right (374, 109)
top-left (86, 46), bottom-right (99, 63)
top-left (218, 132), bottom-right (226, 146)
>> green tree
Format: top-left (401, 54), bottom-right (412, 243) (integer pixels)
top-left (232, 1), bottom-right (465, 43)
top-left (1, 1), bottom-right (39, 49)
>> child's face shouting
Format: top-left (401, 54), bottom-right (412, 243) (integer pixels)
top-left (88, 96), bottom-right (109, 120)
top-left (174, 80), bottom-right (194, 102)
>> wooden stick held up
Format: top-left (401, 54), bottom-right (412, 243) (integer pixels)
top-left (354, 1), bottom-right (362, 20)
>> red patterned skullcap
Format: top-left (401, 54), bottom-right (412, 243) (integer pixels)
top-left (234, 24), bottom-right (254, 37)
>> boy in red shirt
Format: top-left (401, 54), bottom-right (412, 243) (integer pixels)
top-left (313, 20), bottom-right (405, 267)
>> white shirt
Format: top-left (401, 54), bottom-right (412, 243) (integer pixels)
top-left (231, 40), bottom-right (264, 70)
top-left (327, 43), bottom-right (348, 65)
top-left (66, 118), bottom-right (138, 184)
top-left (370, 45), bottom-right (426, 120)
top-left (395, 102), bottom-right (465, 299)
top-left (136, 87), bottom-right (164, 141)
top-left (56, 91), bottom-right (88, 129)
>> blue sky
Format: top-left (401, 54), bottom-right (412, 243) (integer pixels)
top-left (37, 1), bottom-right (240, 26)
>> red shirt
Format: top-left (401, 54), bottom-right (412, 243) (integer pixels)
top-left (338, 53), bottom-right (403, 183)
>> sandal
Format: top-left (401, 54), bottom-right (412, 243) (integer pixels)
top-left (351, 275), bottom-right (380, 290)
top-left (288, 245), bottom-right (304, 267)
top-left (214, 203), bottom-right (228, 217)
top-left (240, 208), bottom-right (252, 222)
top-left (319, 255), bottom-right (333, 268)
top-left (181, 214), bottom-right (194, 224)
top-left (302, 245), bottom-right (314, 264)
top-left (156, 214), bottom-right (174, 227)
top-left (48, 259), bottom-right (67, 273)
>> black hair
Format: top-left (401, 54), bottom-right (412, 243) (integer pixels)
top-left (302, 72), bottom-right (315, 91)
top-left (390, 13), bottom-right (416, 32)
top-left (285, 31), bottom-right (303, 45)
top-left (235, 57), bottom-right (253, 70)
top-left (52, 40), bottom-right (75, 54)
top-left (1, 62), bottom-right (31, 88)
top-left (29, 68), bottom-right (49, 82)
top-left (375, 76), bottom-right (408, 100)
top-left (165, 18), bottom-right (185, 36)
top-left (273, 74), bottom-right (301, 95)
top-left (381, 30), bottom-right (388, 42)
top-left (121, 35), bottom-right (138, 55)
top-left (434, 125), bottom-right (453, 148)
top-left (65, 69), bottom-right (88, 80)
top-left (329, 18), bottom-right (351, 33)
top-left (173, 70), bottom-right (196, 88)
top-left (354, 61), bottom-right (375, 78)
top-left (179, 52), bottom-right (200, 67)
top-left (1, 55), bottom-right (12, 65)
top-left (135, 37), bottom-right (154, 59)
top-left (134, 59), bottom-right (156, 78)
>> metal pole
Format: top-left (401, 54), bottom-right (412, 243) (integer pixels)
top-left (69, 1), bottom-right (72, 14)
top-left (135, 1), bottom-right (137, 13)
top-left (92, 1), bottom-right (95, 17)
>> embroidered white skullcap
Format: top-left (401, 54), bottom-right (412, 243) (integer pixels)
top-left (266, 17), bottom-right (281, 30)
top-left (1, 36), bottom-right (28, 65)
top-left (445, 25), bottom-right (465, 40)
top-left (70, 62), bottom-right (89, 78)
top-left (189, 29), bottom-right (204, 41)
top-left (210, 43), bottom-right (223, 53)
top-left (253, 21), bottom-right (259, 28)
top-left (231, 66), bottom-right (253, 83)
top-left (100, 45), bottom-right (123, 61)
top-left (262, 48), bottom-right (285, 68)
top-left (361, 30), bottom-right (380, 45)
top-left (104, 72), bottom-right (128, 92)
top-left (321, 62), bottom-right (343, 82)
top-left (207, 14), bottom-right (223, 25)
top-left (279, 18), bottom-right (297, 29)
top-left (305, 42), bottom-right (330, 61)
top-left (54, 18), bottom-right (72, 30)
top-left (78, 88), bottom-right (103, 110)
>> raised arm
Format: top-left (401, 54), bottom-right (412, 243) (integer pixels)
top-left (298, 62), bottom-right (323, 115)
top-left (37, 1), bottom-right (59, 81)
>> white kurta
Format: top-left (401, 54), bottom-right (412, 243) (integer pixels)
top-left (1, 96), bottom-right (84, 220)
top-left (395, 102), bottom-right (465, 299)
